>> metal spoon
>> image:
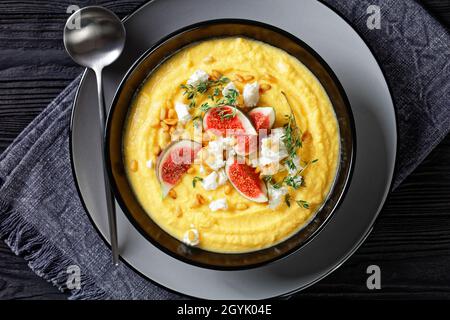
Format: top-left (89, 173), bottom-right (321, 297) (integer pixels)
top-left (63, 6), bottom-right (125, 266)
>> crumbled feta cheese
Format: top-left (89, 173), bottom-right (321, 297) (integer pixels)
top-left (222, 82), bottom-right (238, 97)
top-left (222, 136), bottom-right (236, 148)
top-left (183, 228), bottom-right (200, 246)
top-left (268, 185), bottom-right (288, 209)
top-left (187, 69), bottom-right (209, 86)
top-left (226, 148), bottom-right (237, 158)
top-left (217, 169), bottom-right (228, 186)
top-left (203, 137), bottom-right (238, 170)
top-left (270, 127), bottom-right (286, 140)
top-left (202, 171), bottom-right (219, 191)
top-left (199, 164), bottom-right (206, 174)
top-left (246, 127), bottom-right (289, 175)
top-left (175, 102), bottom-right (191, 124)
top-left (209, 198), bottom-right (228, 211)
top-left (222, 137), bottom-right (237, 158)
top-left (259, 130), bottom-right (289, 166)
top-left (260, 163), bottom-right (280, 176)
top-left (243, 82), bottom-right (260, 107)
top-left (205, 154), bottom-right (225, 171)
top-left (249, 156), bottom-right (259, 168)
top-left (205, 139), bottom-right (226, 170)
top-left (285, 155), bottom-right (302, 175)
top-left (146, 159), bottom-right (153, 169)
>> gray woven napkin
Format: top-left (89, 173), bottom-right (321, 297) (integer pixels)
top-left (0, 0), bottom-right (449, 299)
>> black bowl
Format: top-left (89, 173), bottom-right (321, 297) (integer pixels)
top-left (105, 19), bottom-right (355, 270)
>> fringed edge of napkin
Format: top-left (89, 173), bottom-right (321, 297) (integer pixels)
top-left (0, 198), bottom-right (108, 300)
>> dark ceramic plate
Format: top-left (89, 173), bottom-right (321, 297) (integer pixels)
top-left (105, 19), bottom-right (355, 270)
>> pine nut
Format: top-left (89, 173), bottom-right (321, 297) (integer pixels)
top-left (244, 75), bottom-right (255, 81)
top-left (175, 206), bottom-right (183, 217)
top-left (160, 106), bottom-right (167, 120)
top-left (159, 131), bottom-right (170, 149)
top-left (203, 56), bottom-right (215, 64)
top-left (187, 229), bottom-right (197, 242)
top-left (160, 122), bottom-right (169, 131)
top-left (168, 109), bottom-right (176, 119)
top-left (153, 146), bottom-right (161, 156)
top-left (260, 83), bottom-right (272, 92)
top-left (234, 73), bottom-right (244, 82)
top-left (224, 185), bottom-right (232, 195)
top-left (190, 202), bottom-right (199, 209)
top-left (211, 69), bottom-right (222, 80)
top-left (163, 118), bottom-right (178, 126)
top-left (130, 160), bottom-right (138, 172)
top-left (196, 194), bottom-right (207, 205)
top-left (187, 167), bottom-right (195, 174)
top-left (236, 203), bottom-right (248, 210)
top-left (168, 189), bottom-right (177, 199)
top-left (302, 130), bottom-right (312, 141)
top-left (264, 74), bottom-right (277, 82)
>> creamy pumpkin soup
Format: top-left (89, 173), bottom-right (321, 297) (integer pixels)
top-left (123, 37), bottom-right (339, 253)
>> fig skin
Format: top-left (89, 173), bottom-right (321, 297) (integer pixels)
top-left (248, 107), bottom-right (276, 131)
top-left (225, 158), bottom-right (268, 203)
top-left (156, 140), bottom-right (202, 197)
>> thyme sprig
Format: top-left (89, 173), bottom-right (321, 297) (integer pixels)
top-left (180, 76), bottom-right (230, 108)
top-left (263, 175), bottom-right (282, 189)
top-left (281, 92), bottom-right (302, 172)
top-left (283, 159), bottom-right (318, 190)
top-left (182, 77), bottom-right (238, 121)
top-left (216, 89), bottom-right (239, 120)
top-left (298, 159), bottom-right (319, 175)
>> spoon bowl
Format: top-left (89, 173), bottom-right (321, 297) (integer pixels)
top-left (63, 6), bottom-right (125, 71)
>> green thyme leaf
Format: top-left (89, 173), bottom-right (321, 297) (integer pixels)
top-left (285, 194), bottom-right (291, 207)
top-left (196, 81), bottom-right (209, 94)
top-left (296, 200), bottom-right (310, 209)
top-left (217, 105), bottom-right (237, 120)
top-left (192, 176), bottom-right (203, 188)
top-left (284, 175), bottom-right (302, 189)
top-left (222, 89), bottom-right (239, 106)
top-left (298, 158), bottom-right (319, 175)
top-left (192, 115), bottom-right (202, 122)
top-left (262, 175), bottom-right (282, 189)
top-left (200, 102), bottom-right (212, 112)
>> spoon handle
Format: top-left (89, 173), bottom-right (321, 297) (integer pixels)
top-left (95, 68), bottom-right (120, 266)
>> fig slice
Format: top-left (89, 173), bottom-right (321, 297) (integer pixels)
top-left (225, 158), bottom-right (268, 203)
top-left (203, 106), bottom-right (257, 155)
top-left (248, 107), bottom-right (276, 131)
top-left (156, 140), bottom-right (202, 197)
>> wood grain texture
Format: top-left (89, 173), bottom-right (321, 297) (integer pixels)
top-left (0, 0), bottom-right (449, 300)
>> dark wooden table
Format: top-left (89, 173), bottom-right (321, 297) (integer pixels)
top-left (0, 0), bottom-right (449, 300)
